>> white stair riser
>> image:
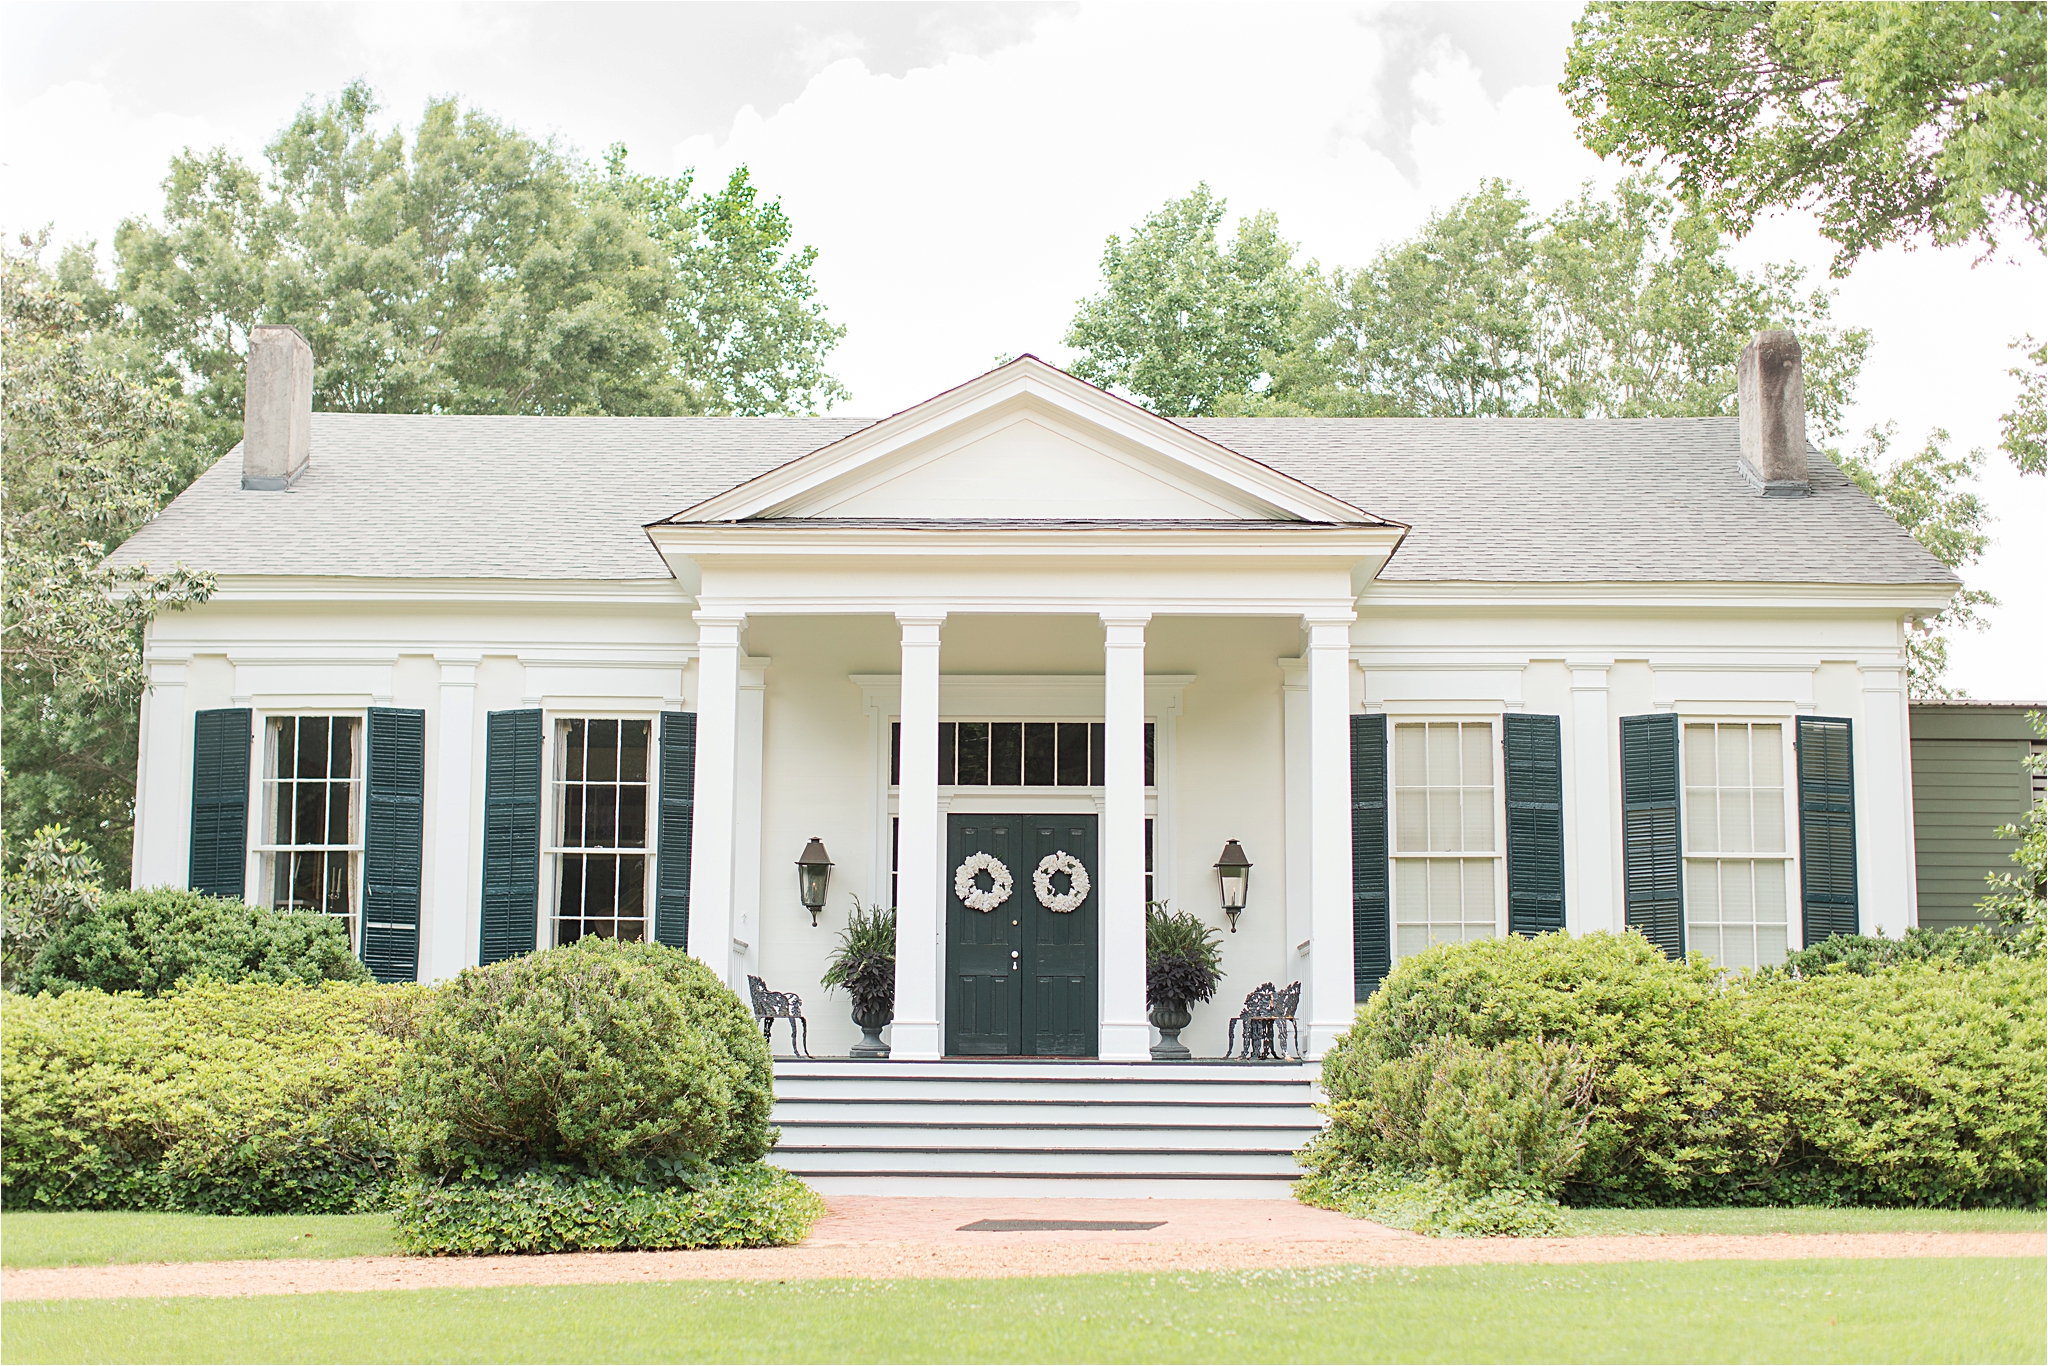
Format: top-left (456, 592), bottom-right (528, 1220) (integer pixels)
top-left (775, 1062), bottom-right (1318, 1082)
top-left (769, 1147), bottom-right (1300, 1176)
top-left (776, 1124), bottom-right (1320, 1152)
top-left (775, 1080), bottom-right (1318, 1105)
top-left (774, 1101), bottom-right (1319, 1128)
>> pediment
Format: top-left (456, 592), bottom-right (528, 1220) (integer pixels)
top-left (668, 357), bottom-right (1381, 526)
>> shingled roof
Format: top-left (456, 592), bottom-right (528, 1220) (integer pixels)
top-left (108, 410), bottom-right (1955, 587)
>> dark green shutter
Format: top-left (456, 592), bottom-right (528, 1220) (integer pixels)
top-left (1620, 712), bottom-right (1684, 957)
top-left (654, 711), bottom-right (697, 950)
top-left (479, 708), bottom-right (542, 964)
top-left (189, 708), bottom-right (252, 897)
top-left (1504, 713), bottom-right (1566, 937)
top-left (1797, 716), bottom-right (1859, 946)
top-left (1351, 712), bottom-right (1391, 1000)
top-left (361, 707), bottom-right (425, 983)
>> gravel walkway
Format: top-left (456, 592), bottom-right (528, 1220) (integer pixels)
top-left (6, 1197), bottom-right (2040, 1304)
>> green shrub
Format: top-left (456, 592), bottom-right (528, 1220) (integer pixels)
top-left (398, 937), bottom-right (774, 1183)
top-left (1295, 1164), bottom-right (1569, 1238)
top-left (1, 981), bottom-right (425, 1213)
top-left (1770, 926), bottom-right (2010, 978)
top-left (22, 889), bottom-right (369, 997)
top-left (392, 1162), bottom-right (824, 1255)
top-left (1725, 955), bottom-right (2046, 1207)
top-left (1328, 932), bottom-right (1741, 1205)
top-left (1309, 1033), bottom-right (1594, 1197)
top-left (1317, 932), bottom-right (2047, 1213)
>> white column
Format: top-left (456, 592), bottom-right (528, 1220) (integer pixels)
top-left (426, 658), bottom-right (478, 981)
top-left (132, 656), bottom-right (192, 889)
top-left (1305, 615), bottom-right (1356, 1058)
top-left (731, 656), bottom-right (769, 979)
top-left (689, 614), bottom-right (744, 983)
top-left (1568, 662), bottom-right (1618, 935)
top-left (1857, 663), bottom-right (1916, 935)
top-left (1101, 613), bottom-right (1151, 1061)
top-left (1280, 656), bottom-right (1312, 983)
top-left (892, 613), bottom-right (947, 1059)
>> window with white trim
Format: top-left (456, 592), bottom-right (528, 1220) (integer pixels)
top-left (548, 718), bottom-right (651, 945)
top-left (1682, 722), bottom-right (1792, 968)
top-left (1391, 721), bottom-right (1498, 956)
top-left (259, 715), bottom-right (363, 948)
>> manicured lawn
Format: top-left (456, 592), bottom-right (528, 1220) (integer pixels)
top-left (0, 1212), bottom-right (400, 1268)
top-left (5, 1258), bottom-right (2041, 1364)
top-left (1560, 1206), bottom-right (2048, 1237)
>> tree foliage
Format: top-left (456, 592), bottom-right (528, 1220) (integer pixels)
top-left (1977, 711), bottom-right (2046, 953)
top-left (1838, 423), bottom-right (1996, 694)
top-left (1563, 1), bottom-right (2048, 273)
top-left (2003, 335), bottom-right (2046, 475)
top-left (1064, 184), bottom-right (1305, 417)
top-left (2, 235), bottom-right (212, 879)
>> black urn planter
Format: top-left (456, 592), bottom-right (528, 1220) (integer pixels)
top-left (849, 1000), bottom-right (892, 1059)
top-left (1148, 999), bottom-right (1193, 1060)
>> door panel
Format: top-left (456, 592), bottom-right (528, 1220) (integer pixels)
top-left (945, 813), bottom-right (1099, 1057)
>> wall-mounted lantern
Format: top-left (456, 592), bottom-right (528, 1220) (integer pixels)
top-left (797, 837), bottom-right (833, 926)
top-left (1214, 839), bottom-right (1252, 933)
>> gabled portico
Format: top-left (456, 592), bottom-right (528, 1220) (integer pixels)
top-left (648, 358), bottom-right (1404, 1060)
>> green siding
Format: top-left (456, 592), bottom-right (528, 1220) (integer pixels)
top-left (189, 708), bottom-right (252, 898)
top-left (480, 708), bottom-right (543, 964)
top-left (1620, 712), bottom-right (1683, 957)
top-left (361, 707), bottom-right (426, 983)
top-left (1910, 705), bottom-right (2037, 930)
top-left (1503, 713), bottom-right (1566, 937)
top-left (654, 711), bottom-right (697, 950)
top-left (1351, 713), bottom-right (1390, 1000)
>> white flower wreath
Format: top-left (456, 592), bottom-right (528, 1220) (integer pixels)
top-left (1033, 851), bottom-right (1091, 914)
top-left (953, 851), bottom-right (1013, 913)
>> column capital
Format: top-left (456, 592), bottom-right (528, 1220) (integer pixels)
top-left (1099, 609), bottom-right (1153, 628)
top-left (896, 612), bottom-right (946, 646)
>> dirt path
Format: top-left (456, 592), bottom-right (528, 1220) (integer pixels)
top-left (6, 1196), bottom-right (2040, 1304)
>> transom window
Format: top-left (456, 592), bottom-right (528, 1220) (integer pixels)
top-left (258, 715), bottom-right (363, 948)
top-left (891, 720), bottom-right (1155, 787)
top-left (548, 718), bottom-right (651, 946)
top-left (1391, 721), bottom-right (1499, 957)
top-left (1683, 722), bottom-right (1791, 969)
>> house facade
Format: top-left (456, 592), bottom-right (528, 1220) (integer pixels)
top-left (114, 327), bottom-right (1958, 1062)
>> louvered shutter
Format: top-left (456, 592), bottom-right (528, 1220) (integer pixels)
top-left (1797, 716), bottom-right (1859, 946)
top-left (360, 707), bottom-right (425, 983)
top-left (1351, 712), bottom-right (1391, 1000)
top-left (654, 711), bottom-right (697, 950)
top-left (1504, 713), bottom-right (1566, 937)
top-left (189, 708), bottom-right (252, 897)
top-left (479, 708), bottom-right (542, 964)
top-left (1620, 712), bottom-right (1684, 957)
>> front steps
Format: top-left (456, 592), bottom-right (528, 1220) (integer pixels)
top-left (768, 1058), bottom-right (1324, 1198)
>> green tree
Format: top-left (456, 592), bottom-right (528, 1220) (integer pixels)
top-left (2002, 335), bottom-right (2045, 475)
top-left (1977, 712), bottom-right (2045, 953)
top-left (1839, 422), bottom-right (1996, 694)
top-left (595, 150), bottom-right (848, 415)
top-left (1563, 1), bottom-right (2048, 273)
top-left (1064, 184), bottom-right (1305, 417)
top-left (1, 235), bottom-right (212, 880)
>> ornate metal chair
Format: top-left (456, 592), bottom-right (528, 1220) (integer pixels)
top-left (1227, 980), bottom-right (1304, 1060)
top-left (747, 974), bottom-right (810, 1058)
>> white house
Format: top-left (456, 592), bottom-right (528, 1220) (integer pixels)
top-left (113, 326), bottom-right (1955, 1075)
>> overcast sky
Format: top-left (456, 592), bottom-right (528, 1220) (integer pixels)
top-left (4, 0), bottom-right (2041, 698)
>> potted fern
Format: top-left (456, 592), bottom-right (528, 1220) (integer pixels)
top-left (1145, 902), bottom-right (1224, 1060)
top-left (821, 898), bottom-right (896, 1059)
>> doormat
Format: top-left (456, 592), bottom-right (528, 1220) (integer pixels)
top-left (958, 1219), bottom-right (1167, 1232)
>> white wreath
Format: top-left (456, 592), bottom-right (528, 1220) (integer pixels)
top-left (953, 852), bottom-right (1013, 913)
top-left (1033, 851), bottom-right (1091, 914)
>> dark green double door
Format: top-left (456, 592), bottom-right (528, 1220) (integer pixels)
top-left (945, 813), bottom-right (1098, 1057)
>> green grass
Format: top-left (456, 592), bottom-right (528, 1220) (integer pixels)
top-left (4, 1258), bottom-right (2040, 1364)
top-left (1560, 1206), bottom-right (2048, 1237)
top-left (0, 1211), bottom-right (399, 1268)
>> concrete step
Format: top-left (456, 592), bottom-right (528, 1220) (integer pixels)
top-left (773, 1099), bottom-right (1319, 1128)
top-left (770, 1145), bottom-right (1301, 1177)
top-left (792, 1174), bottom-right (1300, 1198)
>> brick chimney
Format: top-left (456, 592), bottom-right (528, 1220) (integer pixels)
top-left (1736, 329), bottom-right (1809, 496)
top-left (241, 325), bottom-right (312, 490)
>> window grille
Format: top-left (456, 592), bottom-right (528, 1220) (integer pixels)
top-left (547, 718), bottom-right (651, 945)
top-left (257, 715), bottom-right (363, 949)
top-left (1683, 722), bottom-right (1792, 968)
top-left (1391, 721), bottom-right (1499, 957)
